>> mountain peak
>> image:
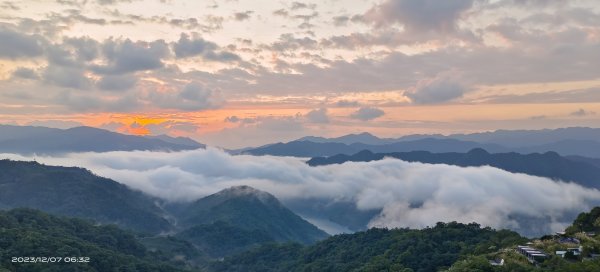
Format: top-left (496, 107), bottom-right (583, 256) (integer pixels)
top-left (467, 148), bottom-right (490, 156)
top-left (218, 185), bottom-right (262, 195)
top-left (179, 185), bottom-right (328, 243)
top-left (215, 185), bottom-right (277, 204)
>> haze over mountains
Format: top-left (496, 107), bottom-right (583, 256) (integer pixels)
top-left (3, 125), bottom-right (600, 159)
top-left (245, 127), bottom-right (600, 158)
top-left (0, 125), bottom-right (204, 154)
top-left (300, 127), bottom-right (600, 147)
top-left (5, 145), bottom-right (600, 238)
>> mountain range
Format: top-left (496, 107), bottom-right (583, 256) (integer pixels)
top-left (244, 138), bottom-right (507, 157)
top-left (0, 125), bottom-right (204, 154)
top-left (307, 148), bottom-right (600, 189)
top-left (243, 127), bottom-right (600, 158)
top-left (299, 127), bottom-right (600, 147)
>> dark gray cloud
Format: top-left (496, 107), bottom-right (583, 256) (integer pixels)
top-left (273, 9), bottom-right (289, 17)
top-left (149, 82), bottom-right (222, 111)
top-left (405, 74), bottom-right (467, 104)
top-left (97, 74), bottom-right (138, 91)
top-left (92, 38), bottom-right (169, 74)
top-left (0, 27), bottom-right (45, 59)
top-left (11, 67), bottom-right (39, 80)
top-left (225, 116), bottom-right (256, 124)
top-left (570, 108), bottom-right (595, 117)
top-left (233, 11), bottom-right (253, 21)
top-left (350, 107), bottom-right (385, 121)
top-left (173, 33), bottom-right (239, 61)
top-left (332, 15), bottom-right (350, 26)
top-left (64, 37), bottom-right (100, 61)
top-left (267, 33), bottom-right (318, 52)
top-left (43, 64), bottom-right (91, 89)
top-left (363, 0), bottom-right (476, 33)
top-left (173, 33), bottom-right (216, 58)
top-left (291, 2), bottom-right (316, 10)
top-left (334, 100), bottom-right (360, 107)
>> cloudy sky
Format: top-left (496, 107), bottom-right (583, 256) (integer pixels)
top-left (1, 0), bottom-right (600, 148)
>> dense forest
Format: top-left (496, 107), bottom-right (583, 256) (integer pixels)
top-left (211, 222), bottom-right (526, 272)
top-left (4, 207), bottom-right (600, 271)
top-left (0, 209), bottom-right (184, 272)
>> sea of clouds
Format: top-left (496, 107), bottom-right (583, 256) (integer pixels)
top-left (3, 147), bottom-right (600, 237)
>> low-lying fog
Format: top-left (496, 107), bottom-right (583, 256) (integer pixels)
top-left (4, 148), bottom-right (600, 237)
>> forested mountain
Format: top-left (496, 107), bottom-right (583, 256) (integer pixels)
top-left (171, 186), bottom-right (328, 245)
top-left (0, 160), bottom-right (171, 233)
top-left (307, 148), bottom-right (600, 189)
top-left (447, 207), bottom-right (600, 271)
top-left (0, 125), bottom-right (203, 154)
top-left (175, 221), bottom-right (275, 258)
top-left (0, 209), bottom-right (184, 272)
top-left (4, 201), bottom-right (600, 271)
top-left (211, 222), bottom-right (526, 272)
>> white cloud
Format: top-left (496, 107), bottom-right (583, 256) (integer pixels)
top-left (2, 148), bottom-right (599, 237)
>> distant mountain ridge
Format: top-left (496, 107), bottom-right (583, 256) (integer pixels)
top-left (297, 127), bottom-right (600, 147)
top-left (298, 132), bottom-right (397, 145)
top-left (246, 127), bottom-right (600, 158)
top-left (144, 134), bottom-right (204, 148)
top-left (244, 138), bottom-right (507, 157)
top-left (0, 125), bottom-right (203, 154)
top-left (307, 148), bottom-right (600, 189)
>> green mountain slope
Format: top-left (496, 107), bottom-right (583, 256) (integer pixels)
top-left (211, 222), bottom-right (526, 272)
top-left (0, 160), bottom-right (171, 234)
top-left (176, 221), bottom-right (275, 258)
top-left (0, 209), bottom-right (184, 272)
top-left (174, 186), bottom-right (328, 244)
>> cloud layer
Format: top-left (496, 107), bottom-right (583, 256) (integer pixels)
top-left (3, 148), bottom-right (599, 237)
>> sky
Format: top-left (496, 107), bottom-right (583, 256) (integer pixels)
top-left (1, 0), bottom-right (600, 148)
